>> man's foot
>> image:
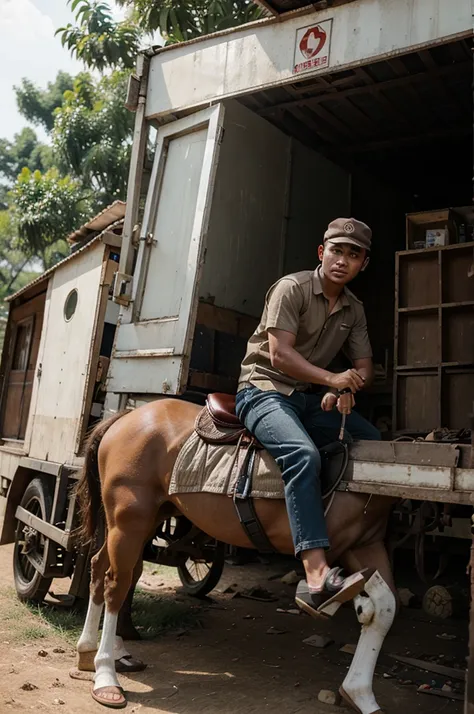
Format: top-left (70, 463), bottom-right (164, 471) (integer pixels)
top-left (295, 568), bottom-right (366, 619)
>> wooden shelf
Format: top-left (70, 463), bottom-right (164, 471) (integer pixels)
top-left (398, 305), bottom-right (438, 313)
top-left (396, 362), bottom-right (474, 371)
top-left (394, 240), bottom-right (474, 432)
top-left (399, 301), bottom-right (474, 312)
top-left (442, 301), bottom-right (474, 309)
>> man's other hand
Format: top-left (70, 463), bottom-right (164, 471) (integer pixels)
top-left (337, 392), bottom-right (355, 415)
top-left (321, 393), bottom-right (337, 412)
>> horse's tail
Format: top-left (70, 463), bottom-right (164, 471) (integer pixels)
top-left (75, 410), bottom-right (128, 545)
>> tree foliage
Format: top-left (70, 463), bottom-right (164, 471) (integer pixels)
top-left (9, 168), bottom-right (90, 270)
top-left (15, 72), bottom-right (74, 133)
top-left (57, 0), bottom-right (141, 71)
top-left (0, 212), bottom-right (42, 346)
top-left (119, 0), bottom-right (263, 43)
top-left (0, 128), bottom-right (53, 206)
top-left (52, 71), bottom-right (134, 206)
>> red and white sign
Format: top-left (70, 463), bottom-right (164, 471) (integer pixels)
top-left (293, 19), bottom-right (332, 75)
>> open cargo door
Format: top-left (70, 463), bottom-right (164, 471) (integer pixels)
top-left (108, 104), bottom-right (225, 396)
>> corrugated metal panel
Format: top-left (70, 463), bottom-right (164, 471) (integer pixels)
top-left (67, 200), bottom-right (126, 244)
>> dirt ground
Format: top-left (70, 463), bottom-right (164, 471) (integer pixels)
top-left (0, 544), bottom-right (467, 714)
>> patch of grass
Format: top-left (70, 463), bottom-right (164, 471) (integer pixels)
top-left (133, 589), bottom-right (202, 639)
top-left (25, 603), bottom-right (84, 646)
top-left (0, 585), bottom-right (202, 646)
top-left (18, 624), bottom-right (49, 641)
top-left (0, 585), bottom-right (82, 645)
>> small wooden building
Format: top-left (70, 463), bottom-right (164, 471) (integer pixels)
top-left (0, 203), bottom-right (124, 525)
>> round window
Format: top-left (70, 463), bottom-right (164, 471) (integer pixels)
top-left (64, 289), bottom-right (78, 322)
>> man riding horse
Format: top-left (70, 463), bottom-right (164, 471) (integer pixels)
top-left (73, 216), bottom-right (396, 711)
top-left (236, 217), bottom-right (379, 616)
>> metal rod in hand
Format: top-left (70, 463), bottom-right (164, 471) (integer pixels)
top-left (339, 413), bottom-right (346, 442)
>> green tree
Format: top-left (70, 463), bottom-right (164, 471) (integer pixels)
top-left (57, 1), bottom-right (141, 71)
top-left (9, 168), bottom-right (91, 271)
top-left (57, 0), bottom-right (262, 70)
top-left (15, 72), bottom-right (74, 132)
top-left (52, 71), bottom-right (134, 205)
top-left (0, 212), bottom-right (41, 347)
top-left (0, 128), bottom-right (54, 207)
top-left (121, 0), bottom-right (263, 43)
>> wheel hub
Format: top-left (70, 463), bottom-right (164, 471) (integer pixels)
top-left (19, 525), bottom-right (39, 555)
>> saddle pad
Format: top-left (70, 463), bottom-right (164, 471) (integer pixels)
top-left (169, 431), bottom-right (284, 499)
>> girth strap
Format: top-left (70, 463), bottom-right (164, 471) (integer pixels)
top-left (233, 443), bottom-right (276, 554)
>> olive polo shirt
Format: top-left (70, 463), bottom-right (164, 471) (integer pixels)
top-left (238, 266), bottom-right (372, 396)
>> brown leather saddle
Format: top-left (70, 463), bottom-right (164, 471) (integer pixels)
top-left (199, 393), bottom-right (349, 553)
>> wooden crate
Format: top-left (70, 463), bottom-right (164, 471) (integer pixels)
top-left (394, 242), bottom-right (474, 433)
top-left (406, 206), bottom-right (474, 250)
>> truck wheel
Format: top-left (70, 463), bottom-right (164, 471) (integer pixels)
top-left (178, 540), bottom-right (225, 597)
top-left (13, 478), bottom-right (53, 603)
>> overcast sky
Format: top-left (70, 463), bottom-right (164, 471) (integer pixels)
top-left (0, 0), bottom-right (126, 142)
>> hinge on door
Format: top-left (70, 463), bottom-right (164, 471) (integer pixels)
top-left (112, 271), bottom-right (134, 306)
top-left (216, 126), bottom-right (225, 145)
top-left (36, 363), bottom-right (42, 380)
top-left (145, 232), bottom-right (156, 246)
top-left (131, 223), bottom-right (141, 248)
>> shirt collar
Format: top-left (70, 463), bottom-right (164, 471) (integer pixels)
top-left (313, 266), bottom-right (350, 308)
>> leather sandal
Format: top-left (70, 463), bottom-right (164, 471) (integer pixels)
top-left (115, 655), bottom-right (147, 673)
top-left (295, 567), bottom-right (366, 619)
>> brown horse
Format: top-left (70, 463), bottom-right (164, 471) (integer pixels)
top-left (74, 398), bottom-right (396, 710)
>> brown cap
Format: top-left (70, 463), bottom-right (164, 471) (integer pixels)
top-left (324, 218), bottom-right (372, 252)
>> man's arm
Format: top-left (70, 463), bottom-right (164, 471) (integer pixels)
top-left (352, 357), bottom-right (374, 388)
top-left (268, 329), bottom-right (365, 393)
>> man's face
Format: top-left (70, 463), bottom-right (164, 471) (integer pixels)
top-left (318, 241), bottom-right (367, 285)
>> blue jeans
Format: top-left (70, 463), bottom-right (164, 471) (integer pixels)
top-left (235, 386), bottom-right (380, 556)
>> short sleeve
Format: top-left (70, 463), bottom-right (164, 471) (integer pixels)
top-left (264, 279), bottom-right (304, 335)
top-left (344, 306), bottom-right (373, 361)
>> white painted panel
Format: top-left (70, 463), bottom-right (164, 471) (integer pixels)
top-left (199, 100), bottom-right (290, 316)
top-left (454, 469), bottom-right (474, 493)
top-left (352, 461), bottom-right (453, 489)
top-left (28, 243), bottom-right (106, 463)
top-left (105, 298), bottom-right (120, 325)
top-left (146, 0), bottom-right (471, 117)
top-left (108, 105), bottom-right (225, 395)
top-left (140, 131), bottom-right (207, 320)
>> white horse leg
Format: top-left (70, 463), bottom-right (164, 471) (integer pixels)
top-left (114, 636), bottom-right (131, 661)
top-left (76, 599), bottom-right (104, 671)
top-left (94, 609), bottom-right (121, 692)
top-left (339, 570), bottom-right (396, 714)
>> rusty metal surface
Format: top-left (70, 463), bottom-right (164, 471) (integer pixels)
top-left (349, 441), bottom-right (460, 467)
top-left (14, 505), bottom-right (70, 551)
top-left (342, 480), bottom-right (474, 506)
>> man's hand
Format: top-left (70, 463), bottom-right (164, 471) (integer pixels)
top-left (337, 392), bottom-right (355, 415)
top-left (329, 369), bottom-right (365, 393)
top-left (321, 392), bottom-right (337, 412)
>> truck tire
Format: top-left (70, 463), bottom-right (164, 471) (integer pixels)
top-left (177, 539), bottom-right (226, 597)
top-left (13, 478), bottom-right (53, 603)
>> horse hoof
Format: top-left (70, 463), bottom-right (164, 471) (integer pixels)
top-left (76, 649), bottom-right (97, 672)
top-left (337, 687), bottom-right (383, 713)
